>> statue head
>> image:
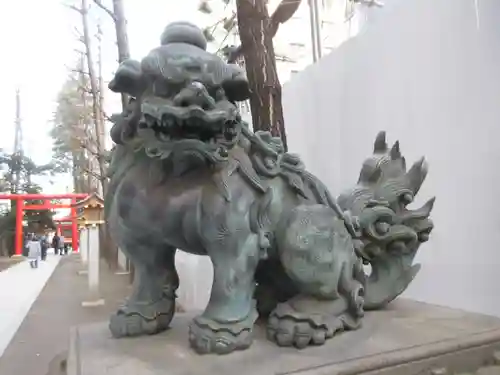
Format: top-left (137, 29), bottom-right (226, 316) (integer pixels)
top-left (338, 132), bottom-right (435, 265)
top-left (108, 21), bottom-right (250, 169)
top-left (337, 132), bottom-right (435, 309)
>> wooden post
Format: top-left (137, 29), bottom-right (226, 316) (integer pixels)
top-left (82, 224), bottom-right (104, 306)
top-left (88, 225), bottom-right (98, 289)
top-left (72, 193), bottom-right (106, 307)
top-left (80, 227), bottom-right (89, 266)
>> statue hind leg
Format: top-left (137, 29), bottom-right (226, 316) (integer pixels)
top-left (268, 204), bottom-right (365, 348)
top-left (109, 244), bottom-right (179, 338)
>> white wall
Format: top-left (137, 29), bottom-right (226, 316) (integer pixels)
top-left (283, 0), bottom-right (500, 316)
top-left (175, 253), bottom-right (212, 311)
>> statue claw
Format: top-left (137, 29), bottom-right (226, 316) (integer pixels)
top-left (188, 313), bottom-right (256, 355)
top-left (267, 299), bottom-right (361, 349)
top-left (109, 297), bottom-right (175, 338)
top-left (267, 315), bottom-right (335, 348)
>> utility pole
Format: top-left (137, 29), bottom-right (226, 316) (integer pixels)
top-left (13, 89), bottom-right (23, 193)
top-left (308, 0), bottom-right (323, 63)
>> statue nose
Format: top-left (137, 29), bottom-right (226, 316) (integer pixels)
top-left (173, 81), bottom-right (216, 110)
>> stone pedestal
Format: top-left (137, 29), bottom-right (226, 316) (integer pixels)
top-left (67, 300), bottom-right (500, 375)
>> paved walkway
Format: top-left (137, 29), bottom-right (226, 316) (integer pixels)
top-left (0, 254), bottom-right (61, 357)
top-left (0, 254), bottom-right (131, 375)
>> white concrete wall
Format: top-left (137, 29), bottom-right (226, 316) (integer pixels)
top-left (283, 0), bottom-right (500, 316)
top-left (175, 253), bottom-right (212, 311)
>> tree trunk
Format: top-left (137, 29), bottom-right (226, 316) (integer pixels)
top-left (112, 0), bottom-right (130, 110)
top-left (80, 0), bottom-right (117, 269)
top-left (76, 55), bottom-right (89, 194)
top-left (97, 24), bottom-right (106, 146)
top-left (235, 0), bottom-right (288, 151)
top-left (98, 25), bottom-right (119, 271)
top-left (80, 0), bottom-right (108, 195)
top-left (72, 150), bottom-right (82, 193)
top-left (112, 0), bottom-right (132, 276)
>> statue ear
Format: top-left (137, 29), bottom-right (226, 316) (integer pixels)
top-left (221, 66), bottom-right (250, 102)
top-left (223, 79), bottom-right (250, 102)
top-left (109, 59), bottom-right (145, 97)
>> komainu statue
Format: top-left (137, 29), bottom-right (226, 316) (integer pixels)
top-left (105, 21), bottom-right (435, 355)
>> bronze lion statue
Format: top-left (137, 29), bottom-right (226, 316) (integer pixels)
top-left (105, 21), bottom-right (435, 355)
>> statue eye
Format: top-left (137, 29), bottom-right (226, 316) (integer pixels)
top-left (374, 221), bottom-right (390, 235)
top-left (400, 193), bottom-right (413, 205)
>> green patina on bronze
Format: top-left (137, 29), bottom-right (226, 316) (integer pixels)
top-left (105, 21), bottom-right (435, 355)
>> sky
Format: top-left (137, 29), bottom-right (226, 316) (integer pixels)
top-left (0, 0), bottom-right (207, 196)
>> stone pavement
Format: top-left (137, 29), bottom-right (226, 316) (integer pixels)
top-left (0, 254), bottom-right (61, 358)
top-left (0, 254), bottom-right (131, 375)
top-left (0, 257), bottom-right (24, 272)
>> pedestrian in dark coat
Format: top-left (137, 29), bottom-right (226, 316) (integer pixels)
top-left (40, 234), bottom-right (48, 261)
top-left (52, 234), bottom-right (61, 255)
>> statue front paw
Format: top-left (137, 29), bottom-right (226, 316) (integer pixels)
top-left (109, 296), bottom-right (175, 338)
top-left (188, 312), bottom-right (257, 355)
top-left (267, 299), bottom-right (361, 349)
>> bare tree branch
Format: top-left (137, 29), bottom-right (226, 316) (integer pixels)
top-left (71, 26), bottom-right (83, 41)
top-left (70, 68), bottom-right (90, 76)
top-left (83, 166), bottom-right (105, 181)
top-left (92, 0), bottom-right (117, 21)
top-left (216, 15), bottom-right (238, 55)
top-left (223, 0), bottom-right (303, 63)
top-left (78, 139), bottom-right (109, 162)
top-left (269, 0), bottom-right (303, 36)
top-left (65, 3), bottom-right (82, 13)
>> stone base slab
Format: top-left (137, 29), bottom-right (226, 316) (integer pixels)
top-left (67, 299), bottom-right (500, 375)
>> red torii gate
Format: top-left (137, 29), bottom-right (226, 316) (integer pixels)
top-left (54, 216), bottom-right (75, 242)
top-left (0, 193), bottom-right (88, 256)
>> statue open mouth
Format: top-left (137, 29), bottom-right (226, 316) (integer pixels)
top-left (140, 102), bottom-right (239, 144)
top-left (138, 81), bottom-right (241, 147)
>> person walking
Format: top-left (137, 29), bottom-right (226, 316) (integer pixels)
top-left (63, 242), bottom-right (69, 255)
top-left (52, 234), bottom-right (61, 255)
top-left (59, 235), bottom-right (65, 256)
top-left (26, 234), bottom-right (41, 269)
top-left (40, 233), bottom-right (48, 261)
